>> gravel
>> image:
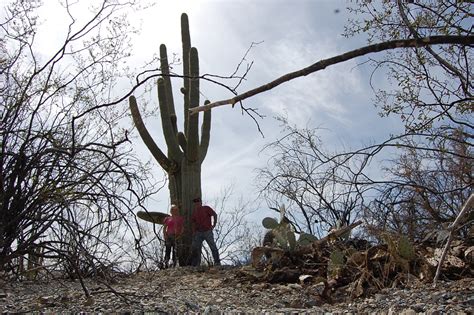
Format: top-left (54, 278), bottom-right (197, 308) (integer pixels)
top-left (1, 267), bottom-right (472, 314)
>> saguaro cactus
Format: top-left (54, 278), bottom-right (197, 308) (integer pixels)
top-left (129, 13), bottom-right (211, 265)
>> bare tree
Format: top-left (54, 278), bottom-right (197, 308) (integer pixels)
top-left (257, 117), bottom-right (369, 238)
top-left (345, 0), bottom-right (472, 134)
top-left (344, 0), bottom-right (473, 240)
top-left (366, 128), bottom-right (472, 241)
top-left (0, 0), bottom-right (159, 280)
top-left (256, 1), bottom-right (472, 242)
top-left (208, 187), bottom-right (261, 265)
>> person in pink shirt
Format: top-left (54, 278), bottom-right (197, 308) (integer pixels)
top-left (163, 204), bottom-right (184, 267)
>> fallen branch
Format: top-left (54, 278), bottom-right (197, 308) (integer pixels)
top-left (316, 220), bottom-right (363, 245)
top-left (298, 220), bottom-right (364, 255)
top-left (433, 193), bottom-right (474, 287)
top-left (189, 35), bottom-right (474, 115)
top-left (93, 279), bottom-right (137, 304)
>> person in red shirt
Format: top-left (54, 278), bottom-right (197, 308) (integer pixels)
top-left (163, 204), bottom-right (184, 267)
top-left (190, 197), bottom-right (221, 266)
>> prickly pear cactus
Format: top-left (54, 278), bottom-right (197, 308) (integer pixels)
top-left (328, 249), bottom-right (345, 277)
top-left (261, 209), bottom-right (317, 251)
top-left (262, 217), bottom-right (279, 229)
top-left (262, 217), bottom-right (295, 250)
top-left (298, 232), bottom-right (318, 246)
top-left (398, 235), bottom-right (415, 260)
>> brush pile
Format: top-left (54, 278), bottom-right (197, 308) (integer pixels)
top-left (238, 219), bottom-right (473, 303)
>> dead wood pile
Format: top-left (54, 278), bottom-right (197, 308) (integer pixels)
top-left (238, 221), bottom-right (473, 301)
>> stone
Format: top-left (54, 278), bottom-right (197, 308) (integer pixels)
top-left (287, 283), bottom-right (302, 290)
top-left (37, 296), bottom-right (55, 305)
top-left (83, 296), bottom-right (95, 306)
top-left (400, 308), bottom-right (416, 315)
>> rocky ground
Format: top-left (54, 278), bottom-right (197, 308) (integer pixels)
top-left (0, 266), bottom-right (472, 314)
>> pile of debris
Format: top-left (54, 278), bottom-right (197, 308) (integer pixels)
top-left (238, 219), bottom-right (473, 303)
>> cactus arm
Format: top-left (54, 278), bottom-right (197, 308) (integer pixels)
top-left (181, 13), bottom-right (191, 135)
top-left (186, 47), bottom-right (200, 162)
top-left (157, 79), bottom-right (183, 161)
top-left (199, 100), bottom-right (211, 164)
top-left (159, 44), bottom-right (178, 135)
top-left (129, 95), bottom-right (177, 173)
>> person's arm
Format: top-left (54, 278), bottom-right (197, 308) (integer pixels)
top-left (211, 209), bottom-right (217, 228)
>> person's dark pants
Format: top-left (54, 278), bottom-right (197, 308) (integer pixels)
top-left (191, 230), bottom-right (220, 266)
top-left (164, 235), bottom-right (178, 267)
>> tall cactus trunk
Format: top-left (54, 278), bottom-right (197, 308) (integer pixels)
top-left (129, 13), bottom-right (211, 266)
top-left (177, 161), bottom-right (201, 264)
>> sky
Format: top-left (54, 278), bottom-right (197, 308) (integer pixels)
top-left (18, 0), bottom-right (403, 224)
top-left (123, 0), bottom-right (402, 222)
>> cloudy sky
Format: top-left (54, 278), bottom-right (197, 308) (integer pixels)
top-left (31, 0), bottom-right (403, 222)
top-left (127, 0), bottom-right (403, 220)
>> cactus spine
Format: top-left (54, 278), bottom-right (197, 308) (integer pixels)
top-left (129, 13), bottom-right (211, 265)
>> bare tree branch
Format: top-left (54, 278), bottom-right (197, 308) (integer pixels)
top-left (189, 35), bottom-right (473, 114)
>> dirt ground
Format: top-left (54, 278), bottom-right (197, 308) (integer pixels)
top-left (1, 266), bottom-right (472, 314)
